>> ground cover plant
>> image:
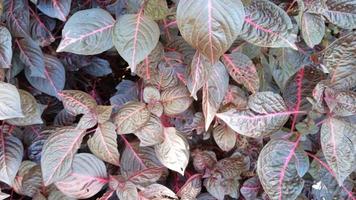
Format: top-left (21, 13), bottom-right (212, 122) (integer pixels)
top-left (0, 0), bottom-right (355, 199)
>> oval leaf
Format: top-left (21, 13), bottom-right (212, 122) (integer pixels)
top-left (161, 86), bottom-right (193, 116)
top-left (301, 12), bottom-right (325, 48)
top-left (112, 13), bottom-right (160, 73)
top-left (154, 127), bottom-right (189, 175)
top-left (177, 0), bottom-right (245, 63)
top-left (0, 26), bottom-right (12, 68)
top-left (41, 127), bottom-right (85, 186)
top-left (0, 82), bottom-right (23, 120)
top-left (57, 8), bottom-right (115, 55)
top-left (59, 90), bottom-right (97, 116)
top-left (213, 124), bottom-right (236, 152)
top-left (134, 115), bottom-right (164, 147)
top-left (55, 153), bottom-right (108, 199)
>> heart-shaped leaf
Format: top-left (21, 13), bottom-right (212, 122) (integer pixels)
top-left (177, 0), bottom-right (245, 63)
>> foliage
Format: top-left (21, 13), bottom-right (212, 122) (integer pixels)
top-left (0, 0), bottom-right (355, 199)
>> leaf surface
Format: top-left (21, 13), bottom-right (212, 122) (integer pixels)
top-left (60, 90), bottom-right (97, 116)
top-left (161, 86), bottom-right (193, 116)
top-left (301, 12), bottom-right (325, 48)
top-left (37, 0), bottom-right (71, 21)
top-left (322, 0), bottom-right (356, 29)
top-left (0, 82), bottom-right (23, 120)
top-left (0, 26), bottom-right (12, 68)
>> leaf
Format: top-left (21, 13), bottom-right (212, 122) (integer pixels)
top-left (324, 89), bottom-right (356, 116)
top-left (161, 86), bottom-right (193, 116)
top-left (88, 122), bottom-right (120, 166)
top-left (0, 82), bottom-right (23, 120)
top-left (57, 8), bottom-right (115, 55)
top-left (16, 38), bottom-right (46, 78)
top-left (114, 101), bottom-right (150, 134)
top-left (134, 115), bottom-right (164, 147)
top-left (323, 32), bottom-right (356, 90)
top-left (6, 89), bottom-right (44, 126)
top-left (144, 0), bottom-right (169, 20)
top-left (213, 124), bottom-right (236, 152)
top-left (187, 52), bottom-right (212, 100)
top-left (41, 127), bottom-right (85, 186)
top-left (222, 52), bottom-right (259, 93)
top-left (0, 190), bottom-right (9, 200)
top-left (217, 92), bottom-right (290, 138)
top-left (13, 162), bottom-right (42, 197)
top-left (222, 84), bottom-right (248, 109)
top-left (203, 177), bottom-right (226, 200)
top-left (212, 153), bottom-right (250, 178)
top-left (36, 0), bottom-right (71, 21)
top-left (3, 0), bottom-right (30, 37)
top-left (115, 180), bottom-right (139, 200)
top-left (176, 0), bottom-right (245, 63)
top-left (202, 61), bottom-right (229, 130)
top-left (0, 134), bottom-right (24, 185)
top-left (112, 13), bottom-right (160, 73)
top-left (177, 174), bottom-right (202, 200)
top-left (320, 118), bottom-right (356, 186)
top-left (322, 0), bottom-right (356, 29)
top-left (154, 127), bottom-right (189, 175)
top-left (96, 105), bottom-right (113, 123)
top-left (191, 149), bottom-right (217, 173)
top-left (29, 12), bottom-right (56, 47)
top-left (53, 109), bottom-right (76, 126)
top-left (257, 139), bottom-right (309, 200)
top-left (140, 183), bottom-right (178, 199)
top-left (25, 54), bottom-right (65, 98)
top-left (240, 0), bottom-right (297, 49)
top-left (110, 80), bottom-right (138, 109)
top-left (127, 167), bottom-right (163, 186)
top-left (240, 176), bottom-right (262, 200)
top-left (55, 153), bottom-right (108, 199)
top-left (143, 86), bottom-right (160, 103)
top-left (81, 57), bottom-right (112, 77)
top-left (0, 26), bottom-right (12, 68)
top-left (300, 12), bottom-right (325, 48)
top-left (59, 90), bottom-right (97, 116)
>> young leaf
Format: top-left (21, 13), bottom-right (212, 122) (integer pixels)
top-left (134, 115), bottom-right (164, 147)
top-left (57, 8), bottom-right (115, 55)
top-left (0, 82), bottom-right (23, 120)
top-left (161, 86), bottom-right (193, 116)
top-left (143, 86), bottom-right (160, 104)
top-left (222, 52), bottom-right (259, 93)
top-left (240, 0), bottom-right (297, 49)
top-left (323, 32), bottom-right (356, 90)
top-left (36, 0), bottom-right (72, 21)
top-left (16, 38), bottom-right (46, 78)
top-left (114, 101), bottom-right (150, 134)
top-left (55, 153), bottom-right (108, 199)
top-left (88, 122), bottom-right (120, 166)
top-left (112, 13), bottom-right (160, 73)
top-left (41, 127), bottom-right (86, 186)
top-left (191, 149), bottom-right (217, 173)
top-left (322, 0), bottom-right (356, 29)
top-left (0, 134), bottom-right (24, 185)
top-left (177, 174), bottom-right (202, 200)
top-left (202, 61), bottom-right (229, 130)
top-left (320, 118), bottom-right (356, 186)
top-left (59, 90), bottom-right (97, 116)
top-left (6, 89), bottom-right (44, 126)
top-left (176, 0), bottom-right (245, 63)
top-left (187, 52), bottom-right (212, 100)
top-left (3, 0), bottom-right (30, 37)
top-left (154, 127), bottom-right (189, 175)
top-left (217, 92), bottom-right (290, 138)
top-left (257, 139), bottom-right (309, 200)
top-left (25, 54), bottom-right (65, 98)
top-left (301, 12), bottom-right (325, 48)
top-left (0, 26), bottom-right (12, 68)
top-left (213, 124), bottom-right (236, 152)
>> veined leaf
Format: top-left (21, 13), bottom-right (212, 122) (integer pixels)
top-left (257, 139), bottom-right (309, 200)
top-left (13, 162), bottom-right (42, 197)
top-left (191, 149), bottom-right (217, 174)
top-left (161, 86), bottom-right (193, 116)
top-left (324, 88), bottom-right (356, 116)
top-left (57, 8), bottom-right (115, 55)
top-left (217, 92), bottom-right (290, 138)
top-left (127, 167), bottom-right (163, 186)
top-left (115, 180), bottom-right (138, 200)
top-left (240, 176), bottom-right (262, 200)
top-left (177, 0), bottom-right (245, 63)
top-left (88, 122), bottom-right (120, 166)
top-left (3, 0), bottom-right (30, 37)
top-left (240, 0), bottom-right (297, 49)
top-left (213, 124), bottom-right (236, 152)
top-left (25, 54), bottom-right (65, 98)
top-left (154, 127), bottom-right (189, 175)
top-left (37, 0), bottom-right (71, 21)
top-left (322, 0), bottom-right (356, 29)
top-left (202, 61), bottom-right (229, 130)
top-left (6, 89), bottom-right (44, 126)
top-left (222, 52), bottom-right (259, 93)
top-left (320, 118), bottom-right (356, 186)
top-left (187, 52), bottom-right (212, 100)
top-left (59, 90), bottom-right (97, 116)
top-left (301, 12), bottom-right (325, 48)
top-left (144, 0), bottom-right (169, 20)
top-left (114, 101), bottom-right (150, 134)
top-left (55, 153), bottom-right (108, 199)
top-left (0, 26), bottom-right (12, 68)
top-left (143, 86), bottom-right (160, 103)
top-left (41, 127), bottom-right (86, 186)
top-left (112, 13), bottom-right (160, 73)
top-left (140, 183), bottom-right (178, 199)
top-left (323, 32), bottom-right (356, 90)
top-left (0, 82), bottom-right (23, 120)
top-left (177, 174), bottom-right (202, 200)
top-left (134, 115), bottom-right (164, 147)
top-left (0, 134), bottom-right (24, 185)
top-left (16, 38), bottom-right (46, 78)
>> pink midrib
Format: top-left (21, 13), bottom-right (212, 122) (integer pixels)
top-left (53, 0), bottom-right (66, 21)
top-left (207, 0), bottom-right (214, 62)
top-left (96, 125), bottom-right (119, 164)
top-left (131, 9), bottom-right (144, 70)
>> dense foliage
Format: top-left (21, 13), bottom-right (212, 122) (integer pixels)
top-left (0, 0), bottom-right (355, 199)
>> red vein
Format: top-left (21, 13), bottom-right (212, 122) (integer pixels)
top-left (120, 135), bottom-right (147, 169)
top-left (131, 8), bottom-right (144, 71)
top-left (53, 0), bottom-right (66, 21)
top-left (29, 7), bottom-right (55, 42)
top-left (207, 0), bottom-right (214, 62)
